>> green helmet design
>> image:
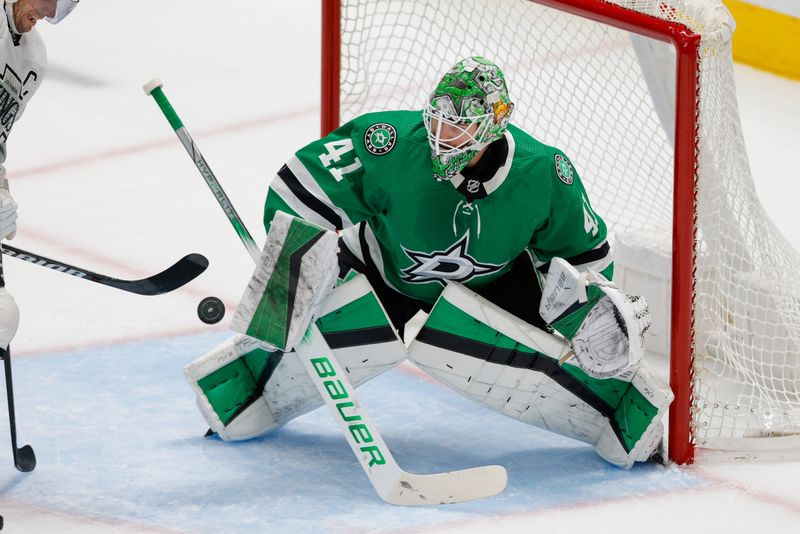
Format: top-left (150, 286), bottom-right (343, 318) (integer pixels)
top-left (423, 57), bottom-right (515, 181)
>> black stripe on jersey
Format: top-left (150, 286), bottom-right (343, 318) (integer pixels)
top-left (277, 164), bottom-right (343, 230)
top-left (538, 241), bottom-right (611, 275)
top-left (416, 326), bottom-right (630, 452)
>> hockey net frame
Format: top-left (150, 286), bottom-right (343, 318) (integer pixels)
top-left (320, 0), bottom-right (800, 464)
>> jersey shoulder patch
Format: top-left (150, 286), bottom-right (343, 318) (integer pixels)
top-left (351, 110), bottom-right (427, 166)
top-left (554, 152), bottom-right (575, 186)
top-left (363, 122), bottom-right (397, 156)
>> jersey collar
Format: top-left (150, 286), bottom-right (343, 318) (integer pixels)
top-left (450, 130), bottom-right (516, 201)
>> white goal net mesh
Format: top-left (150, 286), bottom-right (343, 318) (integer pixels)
top-left (334, 0), bottom-right (800, 454)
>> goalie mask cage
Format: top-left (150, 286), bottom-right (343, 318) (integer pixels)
top-left (320, 0), bottom-right (800, 464)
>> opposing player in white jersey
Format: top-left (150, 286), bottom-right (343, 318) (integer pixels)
top-left (0, 0), bottom-right (79, 348)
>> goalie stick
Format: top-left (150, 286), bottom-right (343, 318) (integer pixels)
top-left (145, 80), bottom-right (507, 504)
top-left (0, 258), bottom-right (36, 472)
top-left (1, 244), bottom-right (208, 296)
top-left (299, 322), bottom-right (506, 504)
top-left (143, 78), bottom-right (261, 263)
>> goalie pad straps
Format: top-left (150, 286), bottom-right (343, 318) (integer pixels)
top-left (407, 282), bottom-right (672, 468)
top-left (231, 211), bottom-right (340, 352)
top-left (187, 275), bottom-right (407, 441)
top-left (540, 257), bottom-right (651, 378)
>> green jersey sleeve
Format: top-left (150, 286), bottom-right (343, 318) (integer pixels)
top-left (263, 117), bottom-right (377, 233)
top-left (529, 150), bottom-right (611, 274)
top-left (529, 150), bottom-right (614, 338)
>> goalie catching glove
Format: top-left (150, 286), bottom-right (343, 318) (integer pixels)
top-left (539, 257), bottom-right (651, 378)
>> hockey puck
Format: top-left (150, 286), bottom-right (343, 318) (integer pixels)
top-left (197, 296), bottom-right (225, 325)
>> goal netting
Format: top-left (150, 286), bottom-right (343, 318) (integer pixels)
top-left (324, 0), bottom-right (800, 462)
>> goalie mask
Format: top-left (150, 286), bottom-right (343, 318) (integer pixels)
top-left (423, 57), bottom-right (514, 182)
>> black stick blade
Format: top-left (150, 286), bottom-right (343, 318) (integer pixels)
top-left (14, 444), bottom-right (35, 472)
top-left (2, 246), bottom-right (210, 296)
top-left (101, 253), bottom-right (210, 295)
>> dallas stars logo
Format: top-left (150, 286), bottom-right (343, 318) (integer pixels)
top-left (554, 153), bottom-right (574, 185)
top-left (400, 233), bottom-right (504, 285)
top-left (364, 123), bottom-right (397, 155)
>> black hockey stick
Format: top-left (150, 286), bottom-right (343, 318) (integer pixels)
top-left (0, 347), bottom-right (35, 472)
top-left (0, 258), bottom-right (36, 472)
top-left (1, 244), bottom-right (209, 296)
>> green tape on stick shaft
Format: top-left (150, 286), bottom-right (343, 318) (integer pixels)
top-left (150, 87), bottom-right (184, 130)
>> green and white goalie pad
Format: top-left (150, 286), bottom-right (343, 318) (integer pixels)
top-left (407, 282), bottom-right (672, 468)
top-left (185, 274), bottom-right (406, 441)
top-left (231, 211), bottom-right (340, 352)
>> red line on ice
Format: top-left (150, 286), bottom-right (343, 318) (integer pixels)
top-left (8, 107), bottom-right (317, 179)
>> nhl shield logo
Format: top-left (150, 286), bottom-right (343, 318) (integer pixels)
top-left (364, 123), bottom-right (397, 155)
top-left (554, 153), bottom-right (574, 185)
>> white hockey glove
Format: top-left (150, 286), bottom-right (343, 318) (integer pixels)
top-left (0, 287), bottom-right (20, 349)
top-left (540, 257), bottom-right (651, 378)
top-left (0, 166), bottom-right (18, 240)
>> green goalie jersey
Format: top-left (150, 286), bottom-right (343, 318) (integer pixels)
top-left (264, 110), bottom-right (611, 309)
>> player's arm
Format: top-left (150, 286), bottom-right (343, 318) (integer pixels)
top-left (264, 118), bottom-right (376, 234)
top-left (531, 150), bottom-right (649, 378)
top-left (529, 150), bottom-right (612, 332)
top-left (0, 172), bottom-right (19, 351)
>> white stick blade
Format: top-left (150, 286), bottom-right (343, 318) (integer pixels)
top-left (381, 465), bottom-right (507, 506)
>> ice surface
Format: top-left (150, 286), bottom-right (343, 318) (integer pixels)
top-left (0, 1), bottom-right (798, 533)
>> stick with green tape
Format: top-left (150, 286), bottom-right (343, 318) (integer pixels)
top-left (143, 78), bottom-right (261, 263)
